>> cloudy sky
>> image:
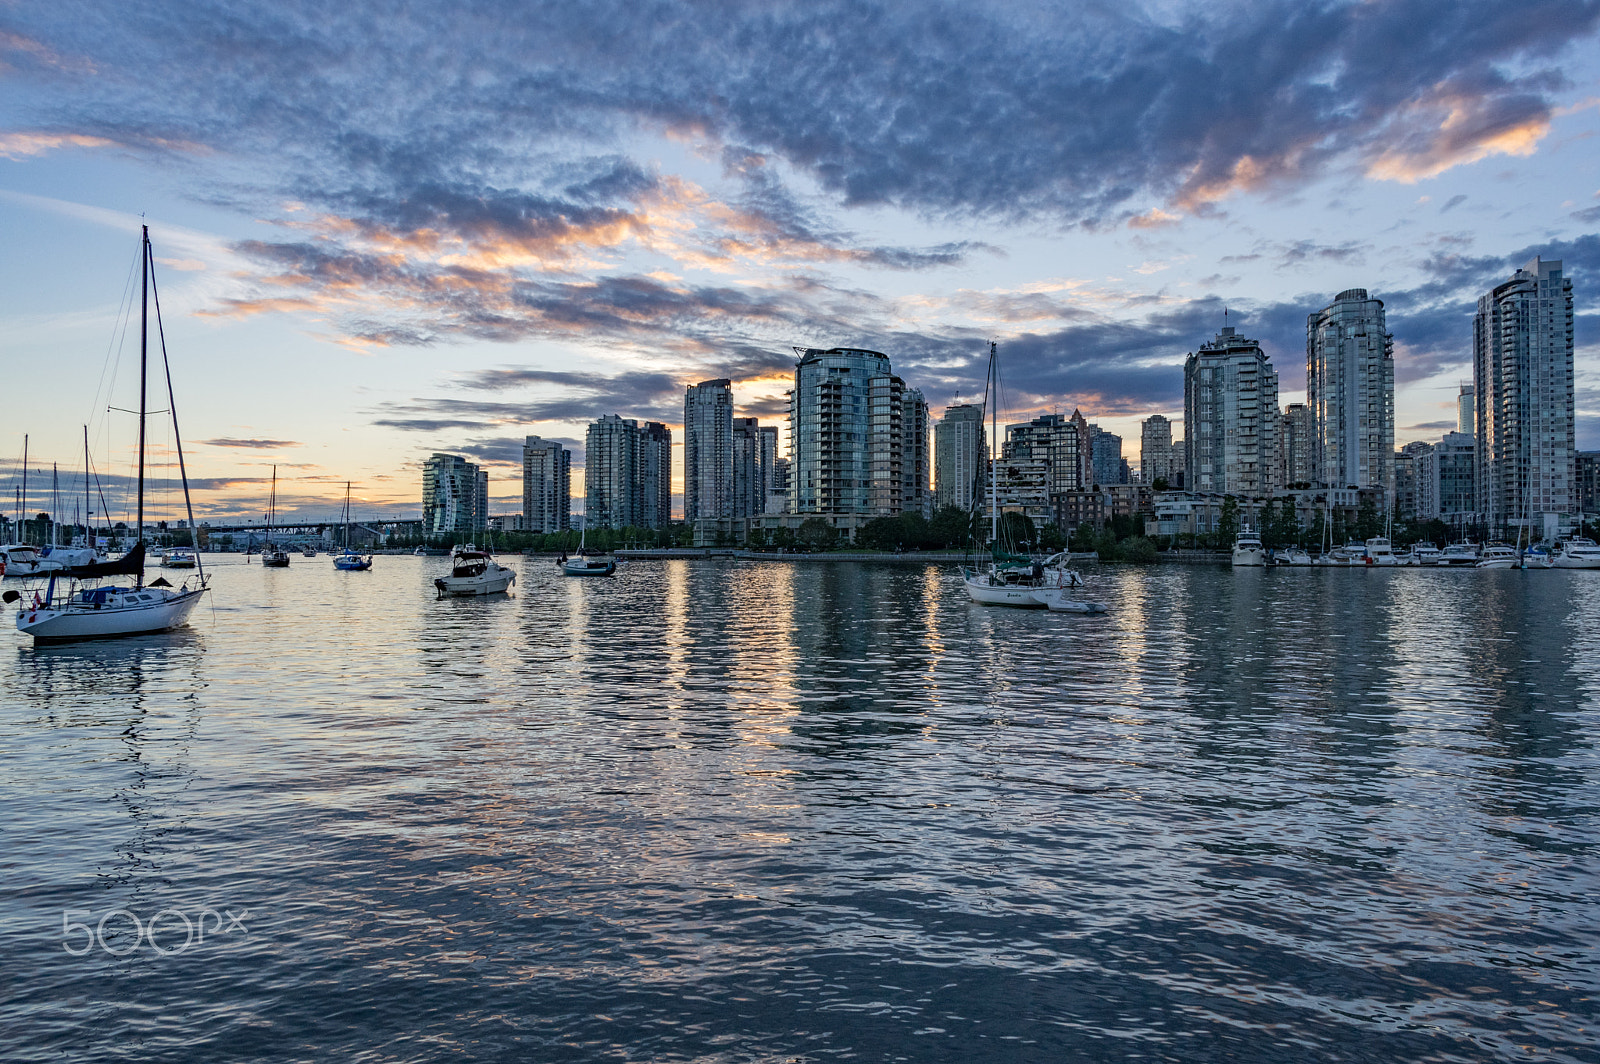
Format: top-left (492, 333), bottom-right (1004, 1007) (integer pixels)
top-left (3, 0), bottom-right (1598, 523)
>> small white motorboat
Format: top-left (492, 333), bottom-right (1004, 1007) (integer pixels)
top-left (435, 546), bottom-right (516, 596)
top-left (161, 548), bottom-right (197, 569)
top-left (1476, 545), bottom-right (1519, 568)
top-left (1553, 537), bottom-right (1600, 570)
top-left (1037, 586), bottom-right (1108, 614)
top-left (1274, 547), bottom-right (1313, 566)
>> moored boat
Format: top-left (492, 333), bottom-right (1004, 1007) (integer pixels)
top-left (9, 226), bottom-right (209, 642)
top-left (1476, 544), bottom-right (1518, 568)
top-left (1553, 537), bottom-right (1600, 569)
top-left (1231, 528), bottom-right (1267, 567)
top-left (435, 545), bottom-right (516, 596)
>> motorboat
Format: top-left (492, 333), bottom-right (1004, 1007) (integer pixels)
top-left (1438, 543), bottom-right (1480, 567)
top-left (1037, 585), bottom-right (1107, 614)
top-left (1231, 528), bottom-right (1267, 567)
top-left (1361, 536), bottom-right (1401, 567)
top-left (1553, 537), bottom-right (1600, 569)
top-left (1412, 544), bottom-right (1443, 566)
top-left (1476, 545), bottom-right (1519, 568)
top-left (414, 545), bottom-right (450, 556)
top-left (10, 227), bottom-right (209, 642)
top-left (2, 544), bottom-right (58, 578)
top-left (1274, 547), bottom-right (1313, 566)
top-left (301, 546), bottom-right (317, 558)
top-left (161, 548), bottom-right (197, 569)
top-left (434, 545), bottom-right (515, 596)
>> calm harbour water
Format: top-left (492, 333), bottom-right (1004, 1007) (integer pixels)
top-left (2, 556), bottom-right (1597, 1063)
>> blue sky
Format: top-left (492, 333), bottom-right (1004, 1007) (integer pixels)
top-left (3, 0), bottom-right (1598, 522)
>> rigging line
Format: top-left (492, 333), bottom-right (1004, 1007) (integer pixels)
top-left (148, 247), bottom-right (205, 583)
top-left (88, 242), bottom-right (143, 452)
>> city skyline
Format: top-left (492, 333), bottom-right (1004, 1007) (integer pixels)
top-left (2, 2), bottom-right (1598, 524)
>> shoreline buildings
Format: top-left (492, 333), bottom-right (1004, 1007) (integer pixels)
top-left (935, 403), bottom-right (986, 511)
top-left (684, 379), bottom-right (734, 524)
top-left (1140, 415), bottom-right (1174, 487)
top-left (1184, 327), bottom-right (1281, 496)
top-left (758, 346), bottom-right (928, 541)
top-left (1307, 288), bottom-right (1395, 503)
top-left (422, 453), bottom-right (488, 535)
top-left (584, 415), bottom-right (672, 530)
top-left (1474, 256), bottom-right (1575, 539)
top-left (521, 436), bottom-right (571, 533)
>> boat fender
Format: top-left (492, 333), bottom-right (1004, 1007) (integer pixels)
top-left (1, 589), bottom-right (17, 604)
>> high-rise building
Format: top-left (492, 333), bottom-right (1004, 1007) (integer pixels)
top-left (1575, 451), bottom-right (1598, 515)
top-left (759, 425), bottom-right (779, 496)
top-left (1307, 288), bottom-right (1394, 501)
top-left (1457, 384), bottom-right (1475, 436)
top-left (1394, 440), bottom-right (1432, 520)
top-left (902, 389), bottom-right (932, 518)
top-left (934, 403), bottom-right (986, 512)
top-left (766, 456), bottom-right (791, 515)
top-left (1474, 256), bottom-right (1576, 536)
top-left (684, 379), bottom-right (733, 523)
top-left (1171, 438), bottom-right (1186, 489)
top-left (1281, 403), bottom-right (1314, 487)
top-left (1140, 415), bottom-right (1174, 486)
top-left (1004, 412), bottom-right (1092, 498)
top-left (1416, 432), bottom-right (1475, 528)
top-left (521, 436), bottom-right (571, 533)
top-left (584, 416), bottom-right (672, 530)
top-left (422, 453), bottom-right (487, 535)
top-left (732, 416), bottom-right (764, 520)
top-left (1184, 327), bottom-right (1281, 496)
top-left (1089, 428), bottom-right (1125, 486)
top-left (788, 347), bottom-right (915, 516)
top-left (585, 415), bottom-right (640, 530)
top-left (637, 422), bottom-right (673, 529)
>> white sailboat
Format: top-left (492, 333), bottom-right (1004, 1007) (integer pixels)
top-left (560, 515), bottom-right (617, 576)
top-left (9, 226), bottom-right (209, 642)
top-left (332, 482), bottom-right (373, 571)
top-left (259, 466), bottom-right (290, 567)
top-left (959, 342), bottom-right (1089, 608)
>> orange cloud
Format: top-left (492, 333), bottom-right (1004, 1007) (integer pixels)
top-left (0, 132), bottom-right (114, 159)
top-left (1366, 90), bottom-right (1550, 183)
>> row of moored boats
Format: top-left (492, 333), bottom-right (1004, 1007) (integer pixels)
top-left (1229, 531), bottom-right (1600, 569)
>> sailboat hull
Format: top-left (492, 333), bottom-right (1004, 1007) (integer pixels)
top-left (962, 573), bottom-right (1046, 607)
top-left (16, 586), bottom-right (207, 642)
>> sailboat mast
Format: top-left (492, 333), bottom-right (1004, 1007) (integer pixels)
top-left (989, 341), bottom-right (998, 544)
top-left (52, 463), bottom-right (59, 547)
top-left (20, 434), bottom-right (27, 544)
top-left (137, 226), bottom-right (149, 552)
top-left (83, 426), bottom-right (91, 547)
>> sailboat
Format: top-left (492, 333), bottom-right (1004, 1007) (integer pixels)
top-left (560, 515), bottom-right (616, 576)
top-left (259, 466), bottom-right (290, 567)
top-left (7, 226), bottom-right (210, 642)
top-left (332, 482), bottom-right (373, 571)
top-left (959, 341), bottom-right (1086, 607)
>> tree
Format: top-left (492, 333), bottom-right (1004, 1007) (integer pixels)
top-left (855, 516), bottom-right (902, 551)
top-left (1217, 496), bottom-right (1240, 546)
top-left (1152, 477), bottom-right (1170, 492)
top-left (797, 517), bottom-right (835, 550)
top-left (930, 506), bottom-right (974, 548)
top-left (1356, 495), bottom-right (1381, 540)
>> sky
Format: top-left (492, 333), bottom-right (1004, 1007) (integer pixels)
top-left (2, 0), bottom-right (1598, 525)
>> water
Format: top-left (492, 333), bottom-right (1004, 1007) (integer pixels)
top-left (2, 557), bottom-right (1597, 1063)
